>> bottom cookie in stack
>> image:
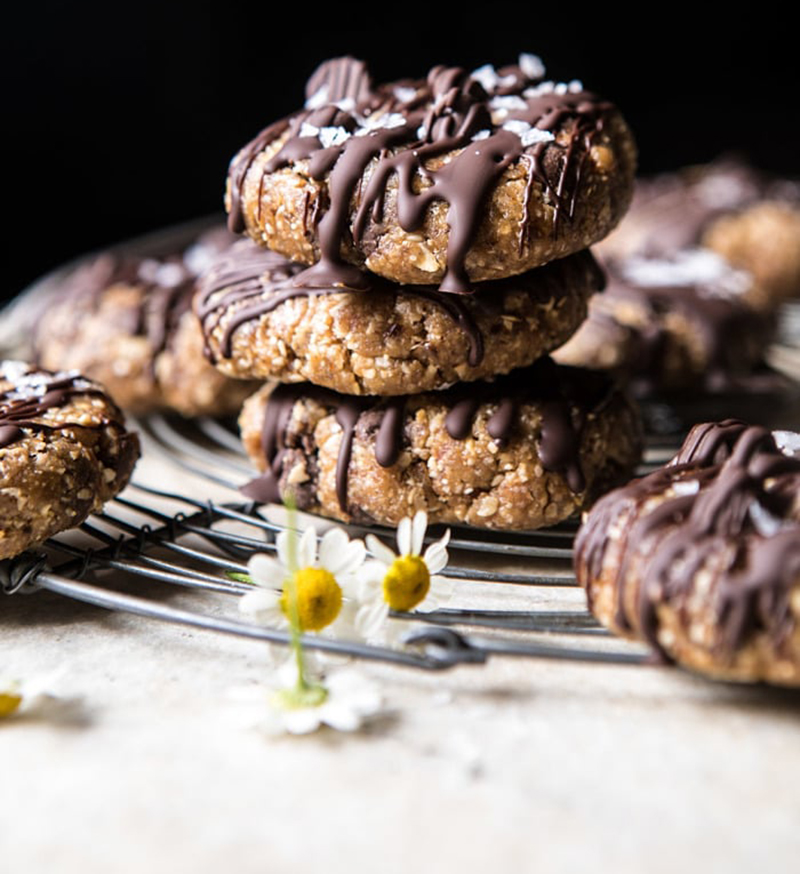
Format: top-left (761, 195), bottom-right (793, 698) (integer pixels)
top-left (574, 420), bottom-right (800, 686)
top-left (237, 357), bottom-right (643, 531)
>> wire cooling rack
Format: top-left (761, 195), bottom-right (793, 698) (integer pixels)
top-left (1, 409), bottom-right (661, 673)
top-left (4, 348), bottom-right (800, 673)
top-left (2, 208), bottom-right (797, 675)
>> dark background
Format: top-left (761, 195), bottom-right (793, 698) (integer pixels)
top-left (6, 6), bottom-right (798, 302)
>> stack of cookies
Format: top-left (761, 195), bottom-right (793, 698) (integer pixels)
top-left (195, 55), bottom-right (645, 531)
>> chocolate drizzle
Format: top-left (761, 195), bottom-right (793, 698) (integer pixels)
top-left (575, 420), bottom-right (800, 662)
top-left (585, 251), bottom-right (774, 393)
top-left (37, 226), bottom-right (235, 370)
top-left (242, 358), bottom-right (614, 512)
top-left (0, 364), bottom-right (110, 450)
top-left (227, 56), bottom-right (615, 293)
top-left (194, 238), bottom-right (488, 366)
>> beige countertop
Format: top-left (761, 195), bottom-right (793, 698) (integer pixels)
top-left (3, 430), bottom-right (800, 874)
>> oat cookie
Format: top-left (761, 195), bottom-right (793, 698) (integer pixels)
top-left (574, 420), bottom-right (800, 686)
top-left (598, 157), bottom-right (800, 309)
top-left (196, 239), bottom-right (603, 396)
top-left (0, 362), bottom-right (140, 560)
top-left (553, 249), bottom-right (775, 393)
top-left (33, 226), bottom-right (258, 417)
top-left (237, 357), bottom-right (643, 531)
top-left (226, 55), bottom-right (636, 293)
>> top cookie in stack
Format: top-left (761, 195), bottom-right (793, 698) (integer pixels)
top-left (225, 55), bottom-right (636, 294)
top-left (197, 55), bottom-right (644, 530)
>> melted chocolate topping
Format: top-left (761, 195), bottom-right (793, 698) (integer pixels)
top-left (575, 420), bottom-right (800, 661)
top-left (37, 226), bottom-right (236, 367)
top-left (227, 56), bottom-right (615, 293)
top-left (241, 357), bottom-right (616, 512)
top-left (615, 157), bottom-right (800, 260)
top-left (196, 238), bottom-right (489, 365)
top-left (589, 251), bottom-right (774, 392)
top-left (196, 240), bottom-right (604, 370)
top-left (0, 364), bottom-right (111, 450)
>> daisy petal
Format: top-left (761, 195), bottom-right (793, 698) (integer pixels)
top-left (297, 526), bottom-right (318, 569)
top-left (410, 511), bottom-right (428, 555)
top-left (246, 553), bottom-right (284, 587)
top-left (332, 538), bottom-right (367, 577)
top-left (275, 530), bottom-right (292, 568)
top-left (365, 535), bottom-right (397, 566)
top-left (397, 516), bottom-right (412, 556)
top-left (355, 599), bottom-right (390, 642)
top-left (431, 574), bottom-right (456, 601)
top-left (423, 543), bottom-right (449, 575)
top-left (318, 527), bottom-right (349, 569)
top-left (282, 708), bottom-right (324, 734)
top-left (357, 562), bottom-right (384, 593)
top-left (239, 588), bottom-right (282, 623)
top-left (320, 703), bottom-right (362, 732)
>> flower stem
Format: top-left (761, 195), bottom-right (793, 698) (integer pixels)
top-left (281, 493), bottom-right (311, 693)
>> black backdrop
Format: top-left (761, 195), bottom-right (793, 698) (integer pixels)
top-left (6, 6), bottom-right (798, 302)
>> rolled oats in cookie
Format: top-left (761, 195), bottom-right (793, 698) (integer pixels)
top-left (0, 362), bottom-right (140, 560)
top-left (598, 156), bottom-right (800, 309)
top-left (574, 420), bottom-right (800, 686)
top-left (195, 238), bottom-right (604, 396)
top-left (33, 225), bottom-right (259, 418)
top-left (226, 54), bottom-right (636, 293)
top-left (237, 357), bottom-right (643, 531)
top-left (553, 248), bottom-right (775, 394)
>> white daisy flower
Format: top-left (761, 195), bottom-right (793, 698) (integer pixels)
top-left (0, 671), bottom-right (85, 722)
top-left (361, 511), bottom-right (452, 622)
top-left (231, 665), bottom-right (386, 736)
top-left (239, 525), bottom-right (366, 636)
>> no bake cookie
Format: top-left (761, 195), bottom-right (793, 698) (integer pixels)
top-left (598, 157), bottom-right (800, 310)
top-left (226, 55), bottom-right (636, 293)
top-left (553, 248), bottom-right (775, 393)
top-left (33, 226), bottom-right (259, 418)
top-left (0, 362), bottom-right (140, 560)
top-left (574, 420), bottom-right (800, 686)
top-left (196, 239), bottom-right (604, 396)
top-left (238, 357), bottom-right (643, 530)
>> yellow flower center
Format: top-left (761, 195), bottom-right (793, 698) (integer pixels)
top-left (0, 691), bottom-right (23, 718)
top-left (280, 567), bottom-right (342, 631)
top-left (383, 555), bottom-right (430, 612)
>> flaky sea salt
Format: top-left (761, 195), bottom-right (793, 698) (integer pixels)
top-left (500, 119), bottom-right (555, 147)
top-left (773, 430), bottom-right (800, 457)
top-left (519, 53), bottom-right (546, 80)
top-left (304, 86), bottom-right (329, 111)
top-left (393, 85), bottom-right (418, 104)
top-left (671, 479), bottom-right (701, 496)
top-left (520, 128), bottom-right (556, 147)
top-left (299, 122), bottom-right (320, 139)
top-left (490, 95), bottom-right (528, 113)
top-left (356, 112), bottom-right (406, 134)
top-left (621, 249), bottom-right (752, 298)
top-left (317, 126), bottom-right (351, 149)
top-left (470, 64), bottom-right (516, 93)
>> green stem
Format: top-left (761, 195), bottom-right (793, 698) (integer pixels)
top-left (281, 493), bottom-right (310, 693)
